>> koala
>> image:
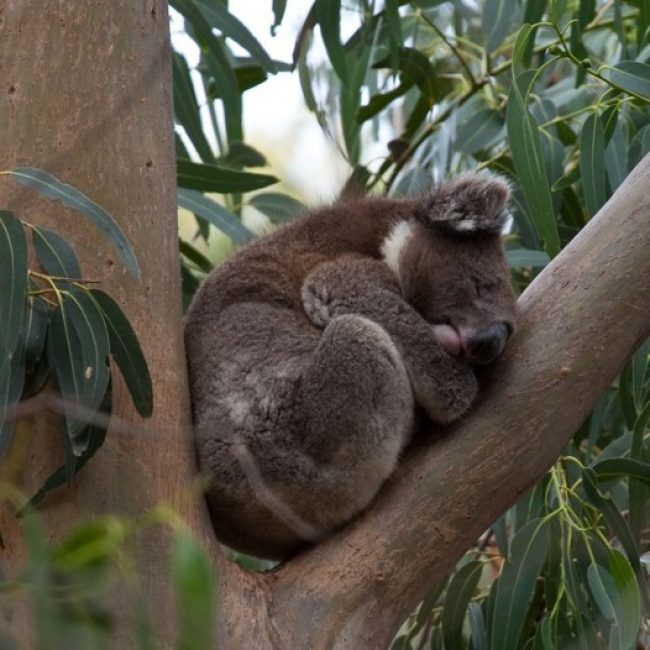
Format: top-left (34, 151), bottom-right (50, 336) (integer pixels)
top-left (184, 172), bottom-right (517, 560)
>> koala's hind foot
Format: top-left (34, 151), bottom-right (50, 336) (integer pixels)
top-left (299, 314), bottom-right (414, 527)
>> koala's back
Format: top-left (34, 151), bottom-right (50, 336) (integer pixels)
top-left (184, 198), bottom-right (416, 558)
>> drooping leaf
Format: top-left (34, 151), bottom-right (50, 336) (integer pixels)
top-left (442, 560), bottom-right (483, 650)
top-left (580, 112), bottom-right (607, 217)
top-left (373, 47), bottom-right (438, 102)
top-left (171, 0), bottom-right (242, 143)
top-left (592, 457), bottom-right (650, 484)
top-left (177, 159), bottom-right (277, 193)
top-left (468, 601), bottom-right (487, 650)
top-left (605, 122), bottom-right (628, 193)
top-left (357, 81), bottom-right (414, 123)
top-left (47, 290), bottom-right (110, 454)
top-left (24, 296), bottom-right (49, 368)
top-left (179, 239), bottom-right (214, 274)
top-left (506, 248), bottom-right (550, 268)
top-left (316, 0), bottom-right (348, 84)
top-left (91, 290), bottom-right (153, 418)
top-left (600, 61), bottom-right (650, 100)
top-left (221, 142), bottom-right (267, 168)
top-left (483, 0), bottom-right (517, 52)
top-left (24, 387), bottom-right (112, 510)
top-left (249, 192), bottom-right (307, 223)
top-left (506, 73), bottom-right (561, 257)
top-left (456, 109), bottom-right (505, 154)
top-left (9, 168), bottom-right (140, 279)
top-left (192, 0), bottom-right (277, 74)
top-left (0, 211), bottom-right (28, 355)
top-left (271, 0), bottom-right (287, 35)
top-left (0, 342), bottom-right (26, 458)
top-left (31, 225), bottom-right (81, 280)
top-left (172, 531), bottom-right (217, 650)
top-left (172, 51), bottom-right (216, 164)
top-left (178, 188), bottom-right (253, 245)
top-left (490, 518), bottom-right (549, 650)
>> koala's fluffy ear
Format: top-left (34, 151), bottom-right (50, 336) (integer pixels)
top-left (417, 172), bottom-right (511, 236)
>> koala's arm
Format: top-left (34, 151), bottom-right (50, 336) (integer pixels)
top-left (301, 256), bottom-right (477, 423)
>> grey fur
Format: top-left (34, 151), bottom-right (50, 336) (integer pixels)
top-left (184, 172), bottom-right (517, 560)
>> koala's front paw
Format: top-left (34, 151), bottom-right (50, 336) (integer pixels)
top-left (420, 172), bottom-right (511, 235)
top-left (411, 358), bottom-right (478, 424)
top-left (301, 279), bottom-right (335, 328)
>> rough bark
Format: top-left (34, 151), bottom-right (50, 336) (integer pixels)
top-left (0, 1), bottom-right (211, 645)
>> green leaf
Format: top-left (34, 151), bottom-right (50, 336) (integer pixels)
top-left (600, 61), bottom-right (650, 100)
top-left (0, 211), bottom-right (28, 354)
top-left (179, 239), bottom-right (213, 274)
top-left (357, 81), bottom-right (413, 123)
top-left (31, 225), bottom-right (81, 280)
top-left (9, 168), bottom-right (140, 279)
top-left (177, 159), bottom-right (277, 193)
top-left (221, 142), bottom-right (267, 168)
top-left (178, 188), bottom-right (253, 245)
top-left (442, 560), bottom-right (483, 650)
top-left (47, 290), bottom-right (110, 454)
top-left (171, 0), bottom-right (242, 143)
top-left (24, 388), bottom-right (111, 510)
top-left (506, 74), bottom-right (561, 258)
top-left (630, 399), bottom-right (650, 544)
top-left (506, 248), bottom-right (550, 268)
top-left (172, 52), bottom-right (216, 164)
top-left (249, 192), bottom-right (306, 223)
top-left (91, 290), bottom-right (153, 418)
top-left (317, 0), bottom-right (348, 83)
top-left (490, 518), bottom-right (549, 650)
top-left (512, 23), bottom-right (537, 74)
top-left (271, 0), bottom-right (287, 35)
top-left (385, 0), bottom-right (403, 70)
top-left (592, 457), bottom-right (650, 483)
top-left (0, 342), bottom-right (26, 458)
top-left (581, 467), bottom-right (642, 578)
top-left (193, 0), bottom-right (277, 74)
top-left (580, 112), bottom-right (607, 217)
top-left (605, 122), bottom-right (627, 193)
top-left (468, 602), bottom-right (487, 650)
top-left (172, 531), bottom-right (217, 650)
top-left (24, 296), bottom-right (49, 368)
top-left (373, 47), bottom-right (438, 102)
top-left (456, 109), bottom-right (505, 154)
top-left (587, 553), bottom-right (641, 649)
top-left (483, 0), bottom-right (518, 52)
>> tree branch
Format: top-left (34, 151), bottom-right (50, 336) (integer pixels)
top-left (214, 153), bottom-right (650, 649)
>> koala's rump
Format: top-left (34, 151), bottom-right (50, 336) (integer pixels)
top-left (187, 301), bottom-right (366, 558)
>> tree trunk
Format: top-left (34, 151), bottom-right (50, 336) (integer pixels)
top-left (1, 2), bottom-right (649, 648)
top-left (0, 1), bottom-right (211, 645)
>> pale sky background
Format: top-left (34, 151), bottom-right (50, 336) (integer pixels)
top-left (170, 0), bottom-right (351, 205)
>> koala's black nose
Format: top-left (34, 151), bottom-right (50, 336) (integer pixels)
top-left (465, 322), bottom-right (510, 365)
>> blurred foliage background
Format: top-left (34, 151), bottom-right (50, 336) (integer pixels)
top-left (2, 0), bottom-right (650, 648)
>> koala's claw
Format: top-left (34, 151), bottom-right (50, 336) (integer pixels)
top-left (302, 280), bottom-right (334, 328)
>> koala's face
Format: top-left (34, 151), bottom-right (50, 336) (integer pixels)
top-left (394, 173), bottom-right (517, 365)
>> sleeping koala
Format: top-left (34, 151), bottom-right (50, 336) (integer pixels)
top-left (184, 172), bottom-right (517, 560)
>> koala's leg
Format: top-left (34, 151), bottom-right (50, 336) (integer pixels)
top-left (299, 313), bottom-right (414, 525)
top-left (302, 256), bottom-right (478, 423)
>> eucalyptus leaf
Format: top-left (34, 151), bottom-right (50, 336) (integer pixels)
top-left (316, 0), bottom-right (348, 84)
top-left (0, 341), bottom-right (26, 458)
top-left (24, 296), bottom-right (49, 368)
top-left (490, 518), bottom-right (549, 650)
top-left (248, 193), bottom-right (307, 223)
top-left (177, 159), bottom-right (277, 194)
top-left (31, 225), bottom-right (81, 280)
top-left (193, 0), bottom-right (277, 74)
top-left (9, 168), bottom-right (139, 279)
top-left (600, 61), bottom-right (650, 100)
top-left (592, 457), bottom-right (650, 483)
top-left (0, 210), bottom-right (28, 355)
top-left (178, 188), bottom-right (253, 245)
top-left (442, 560), bottom-right (483, 650)
top-left (457, 109), bottom-right (505, 154)
top-left (506, 75), bottom-right (561, 257)
top-left (172, 531), bottom-right (217, 650)
top-left (47, 290), bottom-right (110, 454)
top-left (580, 112), bottom-right (607, 217)
top-left (91, 290), bottom-right (153, 418)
